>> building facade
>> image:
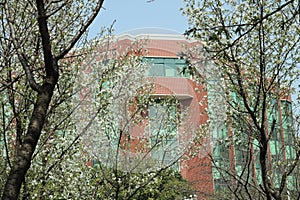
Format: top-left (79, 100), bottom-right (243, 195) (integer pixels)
top-left (88, 28), bottom-right (298, 199)
top-left (114, 29), bottom-right (214, 199)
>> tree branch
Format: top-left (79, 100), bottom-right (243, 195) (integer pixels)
top-left (36, 0), bottom-right (57, 79)
top-left (3, 3), bottom-right (42, 92)
top-left (56, 0), bottom-right (104, 60)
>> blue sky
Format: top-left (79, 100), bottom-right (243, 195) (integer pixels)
top-left (89, 0), bottom-right (188, 37)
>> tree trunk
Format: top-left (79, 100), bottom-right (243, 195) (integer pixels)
top-left (2, 82), bottom-right (57, 200)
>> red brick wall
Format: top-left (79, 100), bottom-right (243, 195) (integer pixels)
top-left (153, 77), bottom-right (214, 199)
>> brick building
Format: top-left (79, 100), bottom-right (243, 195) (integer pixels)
top-left (113, 28), bottom-right (214, 199)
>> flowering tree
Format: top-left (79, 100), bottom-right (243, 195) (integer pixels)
top-left (0, 1), bottom-right (105, 199)
top-left (183, 0), bottom-right (300, 199)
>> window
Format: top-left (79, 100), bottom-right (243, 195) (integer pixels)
top-left (213, 126), bottom-right (231, 190)
top-left (144, 57), bottom-right (189, 78)
top-left (149, 98), bottom-right (179, 168)
top-left (281, 100), bottom-right (293, 144)
top-left (280, 100), bottom-right (296, 162)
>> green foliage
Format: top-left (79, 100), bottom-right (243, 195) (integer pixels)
top-left (20, 151), bottom-right (195, 200)
top-left (131, 170), bottom-right (195, 200)
top-left (89, 167), bottom-right (195, 200)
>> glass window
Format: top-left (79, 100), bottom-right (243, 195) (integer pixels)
top-left (213, 126), bottom-right (231, 190)
top-left (149, 98), bottom-right (179, 168)
top-left (280, 100), bottom-right (293, 144)
top-left (144, 57), bottom-right (188, 78)
top-left (148, 63), bottom-right (165, 76)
